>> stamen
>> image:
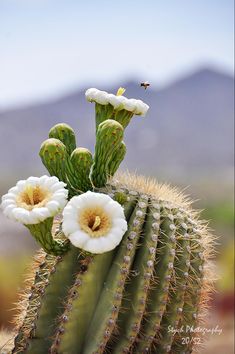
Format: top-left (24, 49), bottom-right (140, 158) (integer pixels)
top-left (116, 87), bottom-right (126, 96)
top-left (25, 185), bottom-right (35, 205)
top-left (79, 207), bottom-right (111, 237)
top-left (91, 216), bottom-right (101, 231)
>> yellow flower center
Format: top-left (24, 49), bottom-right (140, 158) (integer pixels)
top-left (17, 185), bottom-right (51, 211)
top-left (79, 207), bottom-right (111, 238)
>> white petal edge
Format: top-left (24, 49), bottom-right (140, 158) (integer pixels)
top-left (85, 88), bottom-right (149, 116)
top-left (1, 175), bottom-right (68, 225)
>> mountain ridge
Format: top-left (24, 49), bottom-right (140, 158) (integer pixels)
top-left (0, 67), bottom-right (234, 189)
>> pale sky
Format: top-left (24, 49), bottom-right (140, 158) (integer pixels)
top-left (0, 0), bottom-right (234, 108)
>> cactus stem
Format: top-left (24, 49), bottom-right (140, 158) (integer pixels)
top-left (25, 218), bottom-right (69, 256)
top-left (95, 103), bottom-right (115, 131)
top-left (82, 195), bottom-right (147, 353)
top-left (14, 246), bottom-right (81, 354)
top-left (9, 172), bottom-right (215, 354)
top-left (90, 120), bottom-right (124, 188)
top-left (69, 147), bottom-right (93, 192)
top-left (112, 202), bottom-right (161, 353)
top-left (50, 252), bottom-right (114, 354)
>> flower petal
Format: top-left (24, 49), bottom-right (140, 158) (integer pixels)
top-left (62, 191), bottom-right (127, 254)
top-left (68, 230), bottom-right (90, 248)
top-left (85, 88), bottom-right (149, 116)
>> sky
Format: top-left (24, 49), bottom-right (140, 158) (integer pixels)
top-left (0, 0), bottom-right (234, 108)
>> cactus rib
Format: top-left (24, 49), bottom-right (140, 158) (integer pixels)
top-left (171, 222), bottom-right (205, 353)
top-left (154, 216), bottom-right (192, 353)
top-left (135, 202), bottom-right (178, 353)
top-left (108, 141), bottom-right (127, 177)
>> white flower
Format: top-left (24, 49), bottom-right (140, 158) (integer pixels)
top-left (85, 88), bottom-right (149, 116)
top-left (1, 176), bottom-right (68, 225)
top-left (62, 191), bottom-right (128, 254)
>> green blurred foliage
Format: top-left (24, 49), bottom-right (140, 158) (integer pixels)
top-left (217, 239), bottom-right (234, 293)
top-left (202, 201), bottom-right (234, 229)
top-left (0, 255), bottom-right (31, 328)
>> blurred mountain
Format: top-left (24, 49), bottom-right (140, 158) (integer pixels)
top-left (0, 67), bottom-right (234, 188)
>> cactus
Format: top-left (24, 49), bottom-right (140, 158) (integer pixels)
top-left (3, 88), bottom-right (214, 354)
top-left (12, 186), bottom-right (213, 354)
top-left (90, 119), bottom-right (124, 188)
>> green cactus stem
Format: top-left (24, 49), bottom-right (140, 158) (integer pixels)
top-left (49, 123), bottom-right (76, 155)
top-left (39, 138), bottom-right (69, 184)
top-left (113, 109), bottom-right (134, 129)
top-left (70, 147), bottom-right (93, 192)
top-left (95, 102), bottom-right (134, 130)
top-left (50, 195), bottom-right (136, 354)
top-left (25, 218), bottom-right (69, 256)
top-left (95, 103), bottom-right (115, 131)
top-left (82, 195), bottom-right (148, 353)
top-left (13, 246), bottom-right (80, 354)
top-left (12, 182), bottom-right (214, 354)
top-left (90, 119), bottom-right (124, 188)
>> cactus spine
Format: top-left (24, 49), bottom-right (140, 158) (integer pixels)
top-left (11, 89), bottom-right (214, 354)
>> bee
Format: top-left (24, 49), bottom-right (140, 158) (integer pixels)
top-left (140, 81), bottom-right (150, 90)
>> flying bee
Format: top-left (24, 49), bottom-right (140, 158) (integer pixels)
top-left (140, 81), bottom-right (150, 90)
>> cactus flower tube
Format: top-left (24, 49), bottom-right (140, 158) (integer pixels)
top-left (1, 87), bottom-right (215, 354)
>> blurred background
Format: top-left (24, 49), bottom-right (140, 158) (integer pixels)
top-left (0, 0), bottom-right (234, 352)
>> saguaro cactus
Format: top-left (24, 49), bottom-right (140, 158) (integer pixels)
top-left (1, 88), bottom-right (214, 354)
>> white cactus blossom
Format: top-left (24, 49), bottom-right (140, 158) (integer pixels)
top-left (1, 176), bottom-right (68, 225)
top-left (62, 191), bottom-right (128, 254)
top-left (85, 88), bottom-right (149, 116)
